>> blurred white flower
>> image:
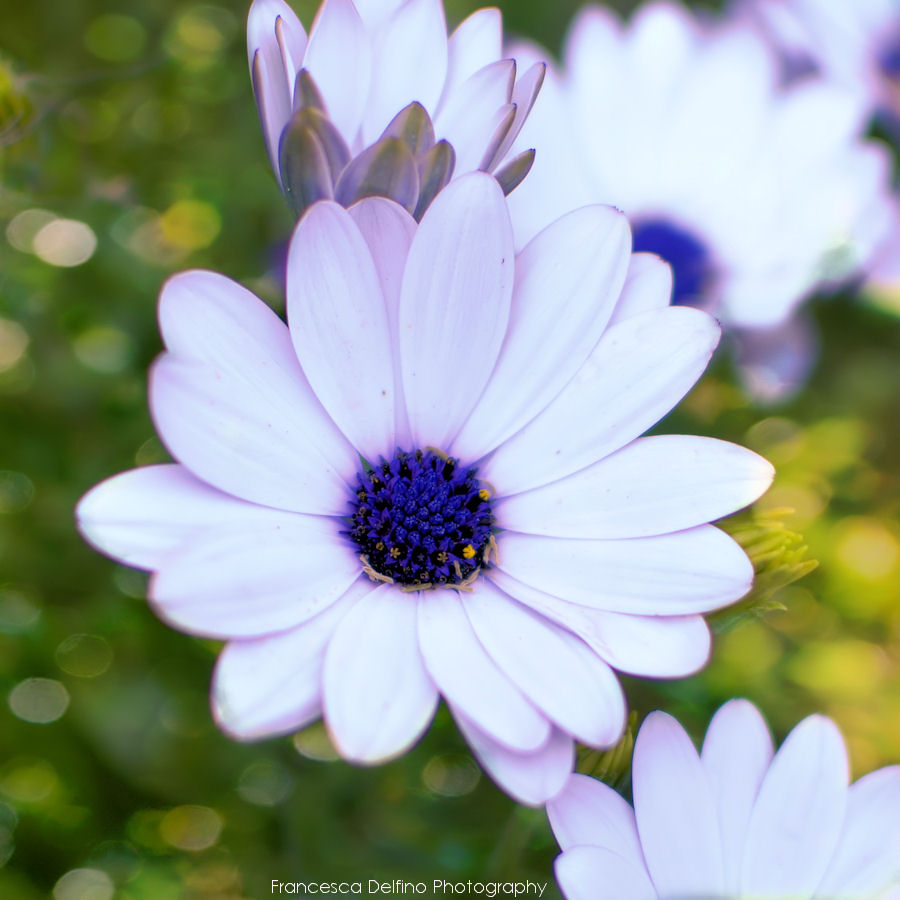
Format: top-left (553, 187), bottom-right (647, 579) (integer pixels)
top-left (549, 699), bottom-right (900, 899)
top-left (747, 0), bottom-right (900, 123)
top-left (76, 175), bottom-right (772, 805)
top-left (247, 0), bottom-right (543, 217)
top-left (508, 2), bottom-right (894, 336)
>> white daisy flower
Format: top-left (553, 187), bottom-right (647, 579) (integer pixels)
top-left (747, 0), bottom-right (900, 123)
top-left (76, 174), bottom-right (772, 805)
top-left (548, 699), bottom-right (900, 899)
top-left (507, 2), bottom-right (894, 332)
top-left (247, 0), bottom-right (544, 217)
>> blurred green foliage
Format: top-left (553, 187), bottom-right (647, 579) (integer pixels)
top-left (0, 0), bottom-right (898, 897)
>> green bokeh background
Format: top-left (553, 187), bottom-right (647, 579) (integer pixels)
top-left (0, 1), bottom-right (898, 897)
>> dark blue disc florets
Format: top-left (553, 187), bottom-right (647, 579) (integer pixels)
top-left (346, 449), bottom-right (496, 589)
top-left (632, 217), bottom-right (714, 307)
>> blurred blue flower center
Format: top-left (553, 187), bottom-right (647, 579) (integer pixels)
top-left (346, 449), bottom-right (496, 590)
top-left (632, 217), bottom-right (713, 307)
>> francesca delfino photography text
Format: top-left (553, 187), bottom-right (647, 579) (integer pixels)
top-left (1, 0), bottom-right (899, 897)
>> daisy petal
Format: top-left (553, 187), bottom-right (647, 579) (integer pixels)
top-left (248, 0), bottom-right (307, 178)
top-left (816, 766), bottom-right (900, 897)
top-left (555, 847), bottom-right (656, 900)
top-left (151, 270), bottom-right (356, 515)
top-left (548, 773), bottom-right (644, 860)
top-left (496, 526), bottom-right (753, 615)
top-left (452, 205), bottom-right (631, 460)
top-left (452, 708), bottom-right (573, 806)
top-left (362, 0), bottom-right (447, 143)
top-left (608, 252), bottom-right (672, 326)
top-left (287, 201), bottom-right (395, 458)
top-left (492, 570), bottom-right (711, 677)
top-left (633, 711), bottom-right (726, 896)
top-left (212, 581), bottom-right (369, 740)
top-left (442, 8), bottom-right (502, 104)
top-left (76, 464), bottom-right (282, 570)
top-left (303, 0), bottom-right (371, 143)
top-left (348, 197), bottom-right (417, 446)
top-left (399, 173), bottom-right (514, 448)
top-left (323, 586), bottom-right (438, 764)
top-left (149, 513), bottom-right (359, 639)
top-left (482, 307), bottom-right (720, 495)
top-left (740, 715), bottom-right (848, 897)
top-left (417, 591), bottom-right (550, 752)
top-left (497, 435), bottom-right (774, 537)
top-left (435, 61), bottom-right (516, 173)
top-left (463, 580), bottom-right (626, 748)
top-left (700, 699), bottom-right (774, 896)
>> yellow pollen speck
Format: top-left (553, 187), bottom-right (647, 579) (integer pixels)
top-left (478, 488), bottom-right (490, 501)
top-left (462, 544), bottom-right (476, 559)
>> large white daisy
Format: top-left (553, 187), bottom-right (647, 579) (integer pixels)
top-left (248, 0), bottom-right (543, 217)
top-left (77, 174), bottom-right (772, 805)
top-left (548, 699), bottom-right (900, 898)
top-left (507, 1), bottom-right (894, 332)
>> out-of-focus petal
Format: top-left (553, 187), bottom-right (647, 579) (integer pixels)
top-left (633, 711), bottom-right (726, 896)
top-left (740, 715), bottom-right (849, 896)
top-left (554, 846), bottom-right (656, 900)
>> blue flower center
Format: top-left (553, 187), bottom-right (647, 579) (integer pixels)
top-left (346, 449), bottom-right (497, 590)
top-left (632, 218), bottom-right (713, 307)
top-left (879, 30), bottom-right (900, 80)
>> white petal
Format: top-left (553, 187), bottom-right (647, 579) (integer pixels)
top-left (497, 435), bottom-right (774, 538)
top-left (435, 60), bottom-right (516, 173)
top-left (442, 8), bottom-right (502, 106)
top-left (494, 62), bottom-right (546, 165)
top-left (417, 591), bottom-right (549, 752)
top-left (348, 197), bottom-right (417, 446)
top-left (740, 715), bottom-right (849, 897)
top-left (149, 512), bottom-right (359, 638)
top-left (151, 270), bottom-right (356, 515)
top-left (491, 570), bottom-right (711, 678)
top-left (248, 0), bottom-right (307, 180)
top-left (212, 581), bottom-right (369, 740)
top-left (607, 252), bottom-right (672, 327)
top-left (399, 173), bottom-right (514, 448)
top-left (482, 307), bottom-right (720, 495)
top-left (323, 586), bottom-right (438, 763)
top-left (303, 0), bottom-right (371, 144)
top-left (633, 711), bottom-right (726, 896)
top-left (548, 773), bottom-right (644, 860)
top-left (816, 766), bottom-right (900, 897)
top-left (700, 700), bottom-right (774, 895)
top-left (77, 464), bottom-right (282, 570)
top-left (463, 580), bottom-right (626, 748)
top-left (495, 526), bottom-right (753, 615)
top-left (452, 205), bottom-right (631, 460)
top-left (452, 708), bottom-right (573, 806)
top-left (287, 201), bottom-right (395, 458)
top-left (362, 0), bottom-right (448, 143)
top-left (555, 847), bottom-right (656, 900)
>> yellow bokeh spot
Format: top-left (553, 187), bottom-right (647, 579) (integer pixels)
top-left (787, 639), bottom-right (887, 700)
top-left (159, 804), bottom-right (222, 852)
top-left (834, 517), bottom-right (899, 581)
top-left (160, 200), bottom-right (220, 251)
